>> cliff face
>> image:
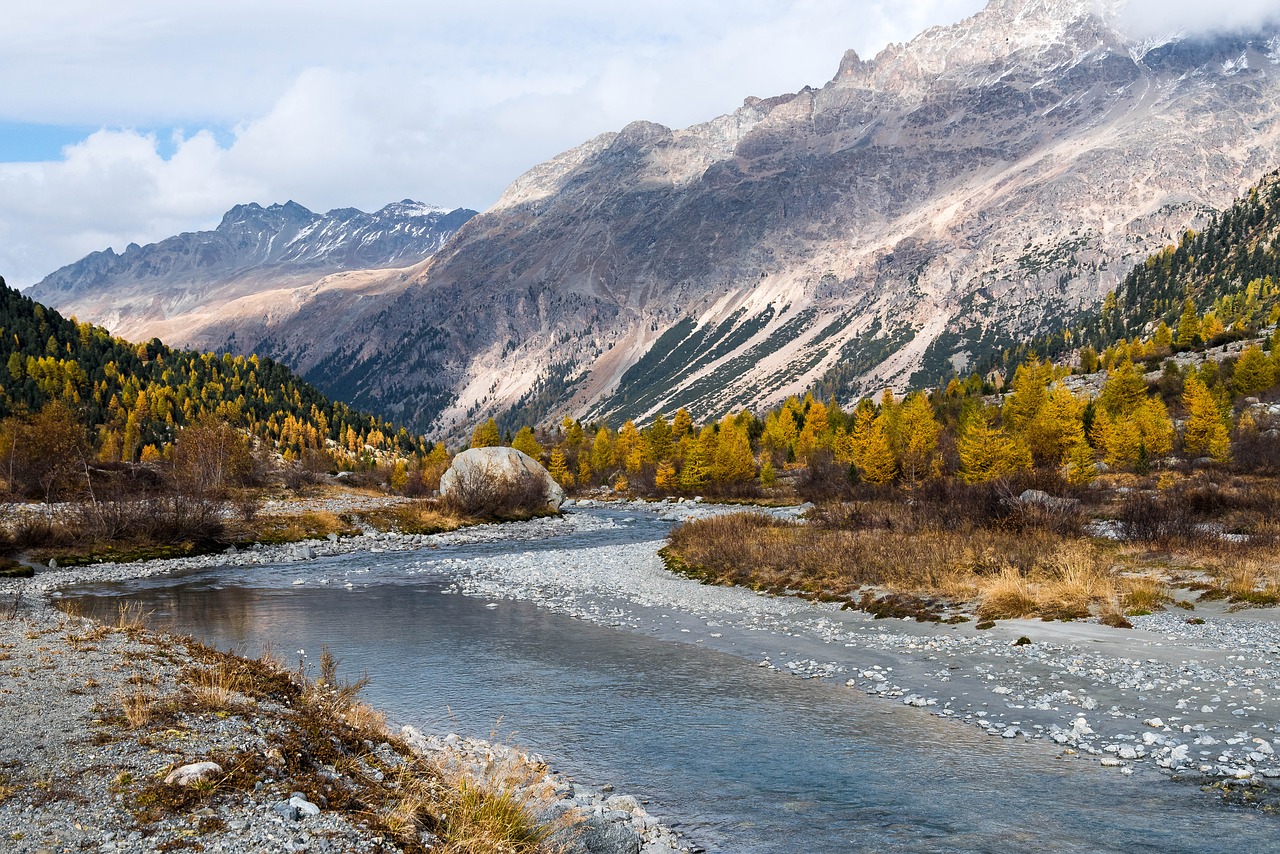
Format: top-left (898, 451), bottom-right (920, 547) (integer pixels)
top-left (32, 1), bottom-right (1280, 436)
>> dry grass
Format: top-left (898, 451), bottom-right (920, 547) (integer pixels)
top-left (1119, 577), bottom-right (1173, 614)
top-left (352, 501), bottom-right (468, 536)
top-left (115, 601), bottom-right (150, 635)
top-left (249, 511), bottom-right (358, 544)
top-left (666, 505), bottom-right (1159, 624)
top-left (120, 683), bottom-right (155, 728)
top-left (425, 746), bottom-right (580, 854)
top-left (185, 660), bottom-right (249, 711)
top-left (976, 568), bottom-right (1039, 620)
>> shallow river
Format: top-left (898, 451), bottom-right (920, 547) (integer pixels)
top-left (63, 510), bottom-right (1275, 853)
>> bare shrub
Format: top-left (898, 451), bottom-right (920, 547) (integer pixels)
top-left (1117, 492), bottom-right (1194, 544)
top-left (73, 495), bottom-right (225, 546)
top-left (796, 451), bottom-right (852, 503)
top-left (441, 466), bottom-right (550, 521)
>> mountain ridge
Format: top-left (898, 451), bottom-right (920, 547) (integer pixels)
top-left (27, 200), bottom-right (476, 349)
top-left (26, 0), bottom-right (1280, 437)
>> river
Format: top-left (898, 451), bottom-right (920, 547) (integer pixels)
top-left (60, 508), bottom-right (1275, 853)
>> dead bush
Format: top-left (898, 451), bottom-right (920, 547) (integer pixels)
top-left (441, 467), bottom-right (550, 521)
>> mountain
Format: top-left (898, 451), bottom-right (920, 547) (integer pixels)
top-left (30, 0), bottom-right (1280, 437)
top-left (27, 200), bottom-right (476, 350)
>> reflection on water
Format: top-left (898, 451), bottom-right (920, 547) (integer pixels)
top-left (62, 515), bottom-right (1274, 854)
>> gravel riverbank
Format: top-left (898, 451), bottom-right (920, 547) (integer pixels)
top-left (0, 508), bottom-right (695, 854)
top-left (4, 496), bottom-right (1278, 853)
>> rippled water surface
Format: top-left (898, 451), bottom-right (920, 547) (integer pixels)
top-left (63, 510), bottom-right (1273, 853)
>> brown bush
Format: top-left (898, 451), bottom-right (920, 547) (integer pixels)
top-left (441, 467), bottom-right (550, 521)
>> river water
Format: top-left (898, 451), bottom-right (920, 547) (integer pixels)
top-left (62, 509), bottom-right (1275, 853)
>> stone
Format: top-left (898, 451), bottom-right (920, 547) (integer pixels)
top-left (164, 761), bottom-right (222, 787)
top-left (579, 814), bottom-right (642, 854)
top-left (289, 795), bottom-right (321, 817)
top-left (1017, 489), bottom-right (1080, 512)
top-left (273, 801), bottom-right (301, 822)
top-left (439, 447), bottom-right (565, 512)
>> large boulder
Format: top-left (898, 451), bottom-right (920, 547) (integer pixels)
top-left (440, 447), bottom-right (564, 513)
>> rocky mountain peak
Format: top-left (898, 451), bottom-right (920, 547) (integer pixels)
top-left (831, 0), bottom-right (1125, 96)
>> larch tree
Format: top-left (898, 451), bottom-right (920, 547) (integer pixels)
top-left (510, 426), bottom-right (544, 460)
top-left (893, 392), bottom-right (940, 484)
top-left (470, 418), bottom-right (501, 448)
top-left (1182, 375), bottom-right (1231, 462)
top-left (957, 412), bottom-right (1032, 483)
top-left (857, 417), bottom-right (898, 485)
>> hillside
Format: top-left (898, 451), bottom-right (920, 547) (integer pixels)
top-left (0, 278), bottom-right (418, 468)
top-left (992, 168), bottom-right (1280, 373)
top-left (27, 200), bottom-right (476, 352)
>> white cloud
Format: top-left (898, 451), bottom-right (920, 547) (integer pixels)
top-left (1117, 0), bottom-right (1280, 40)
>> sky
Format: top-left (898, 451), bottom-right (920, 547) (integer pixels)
top-left (1, 0), bottom-right (1277, 288)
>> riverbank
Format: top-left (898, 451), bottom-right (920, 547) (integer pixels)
top-left (5, 499), bottom-right (1277, 851)
top-left (0, 508), bottom-right (697, 853)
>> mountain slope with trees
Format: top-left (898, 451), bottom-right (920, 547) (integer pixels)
top-left (0, 277), bottom-right (420, 500)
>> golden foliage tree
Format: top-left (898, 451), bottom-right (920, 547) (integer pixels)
top-left (470, 418), bottom-right (501, 448)
top-left (957, 413), bottom-right (1031, 483)
top-left (1182, 375), bottom-right (1231, 462)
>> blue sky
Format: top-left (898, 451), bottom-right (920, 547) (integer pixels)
top-left (1, 0), bottom-right (1275, 288)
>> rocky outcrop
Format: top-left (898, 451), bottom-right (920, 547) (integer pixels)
top-left (440, 447), bottom-right (566, 512)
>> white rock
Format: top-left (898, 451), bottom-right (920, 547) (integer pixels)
top-left (164, 761), bottom-right (222, 787)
